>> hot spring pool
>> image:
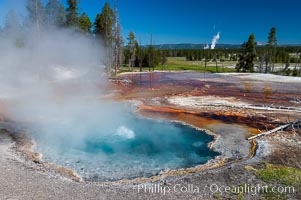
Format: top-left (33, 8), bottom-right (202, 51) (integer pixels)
top-left (31, 104), bottom-right (218, 181)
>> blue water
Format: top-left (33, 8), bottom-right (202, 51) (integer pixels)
top-left (33, 107), bottom-right (218, 181)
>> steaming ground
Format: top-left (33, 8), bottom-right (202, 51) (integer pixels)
top-left (0, 27), bottom-right (219, 181)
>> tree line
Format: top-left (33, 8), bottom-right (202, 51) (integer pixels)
top-left (0, 0), bottom-right (122, 75)
top-left (1, 1), bottom-right (300, 76)
top-left (123, 32), bottom-right (165, 72)
top-left (0, 0), bottom-right (166, 75)
top-left (159, 46), bottom-right (299, 63)
top-left (157, 28), bottom-right (300, 76)
top-left (235, 27), bottom-right (300, 76)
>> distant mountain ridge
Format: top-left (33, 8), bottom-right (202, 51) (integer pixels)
top-left (149, 43), bottom-right (241, 49)
top-left (143, 43), bottom-right (301, 50)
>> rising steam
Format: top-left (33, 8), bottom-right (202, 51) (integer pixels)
top-left (203, 32), bottom-right (221, 50)
top-left (210, 32), bottom-right (220, 49)
top-left (0, 3), bottom-right (132, 150)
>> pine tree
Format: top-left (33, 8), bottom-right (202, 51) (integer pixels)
top-left (66, 0), bottom-right (78, 27)
top-left (78, 13), bottom-right (92, 33)
top-left (126, 31), bottom-right (136, 71)
top-left (160, 51), bottom-right (167, 66)
top-left (236, 42), bottom-right (247, 72)
top-left (148, 34), bottom-right (154, 71)
top-left (236, 34), bottom-right (257, 72)
top-left (94, 2), bottom-right (115, 70)
top-left (45, 0), bottom-right (65, 28)
top-left (136, 40), bottom-right (144, 72)
top-left (245, 34), bottom-right (257, 72)
top-left (27, 0), bottom-right (46, 33)
top-left (93, 3), bottom-right (114, 47)
top-left (267, 27), bottom-right (277, 72)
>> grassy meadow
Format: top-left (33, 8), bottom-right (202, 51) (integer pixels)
top-left (119, 57), bottom-right (237, 74)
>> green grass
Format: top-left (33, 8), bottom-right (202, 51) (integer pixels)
top-left (256, 163), bottom-right (301, 186)
top-left (154, 64), bottom-right (236, 73)
top-left (245, 162), bottom-right (301, 199)
top-left (117, 57), bottom-right (237, 74)
top-left (155, 57), bottom-right (236, 73)
top-left (167, 57), bottom-right (237, 66)
top-left (256, 162), bottom-right (300, 199)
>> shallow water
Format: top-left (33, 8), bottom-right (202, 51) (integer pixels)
top-left (32, 107), bottom-right (218, 181)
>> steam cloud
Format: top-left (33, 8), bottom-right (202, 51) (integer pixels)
top-left (203, 44), bottom-right (210, 50)
top-left (0, 3), bottom-right (221, 182)
top-left (210, 32), bottom-right (220, 49)
top-left (0, 9), bottom-right (133, 149)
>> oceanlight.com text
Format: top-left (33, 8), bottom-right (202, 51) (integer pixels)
top-left (136, 183), bottom-right (295, 196)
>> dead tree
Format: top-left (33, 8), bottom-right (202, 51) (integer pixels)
top-left (113, 1), bottom-right (122, 75)
top-left (248, 119), bottom-right (301, 140)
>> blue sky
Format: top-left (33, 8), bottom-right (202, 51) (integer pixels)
top-left (0, 0), bottom-right (300, 45)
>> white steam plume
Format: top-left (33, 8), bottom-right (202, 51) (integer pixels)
top-left (210, 32), bottom-right (220, 49)
top-left (0, 4), bottom-right (135, 150)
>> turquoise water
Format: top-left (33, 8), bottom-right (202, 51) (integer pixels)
top-left (33, 106), bottom-right (218, 181)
